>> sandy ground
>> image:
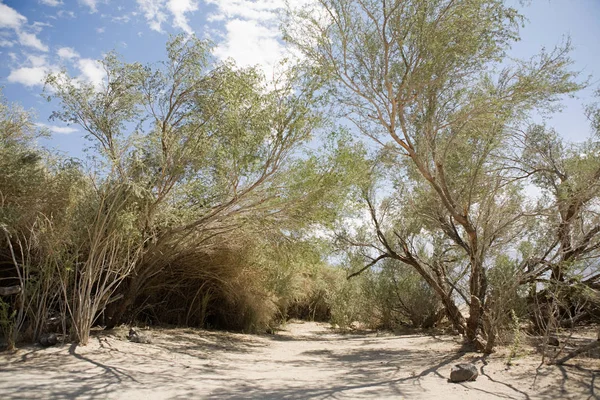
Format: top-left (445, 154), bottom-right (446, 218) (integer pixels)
top-left (1, 321), bottom-right (599, 399)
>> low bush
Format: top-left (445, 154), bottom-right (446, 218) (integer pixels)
top-left (329, 259), bottom-right (443, 331)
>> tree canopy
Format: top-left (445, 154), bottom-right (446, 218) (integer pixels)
top-left (285, 0), bottom-right (592, 350)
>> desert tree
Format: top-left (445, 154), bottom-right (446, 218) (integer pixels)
top-left (517, 122), bottom-right (600, 285)
top-left (0, 89), bottom-right (87, 346)
top-left (510, 103), bottom-right (600, 336)
top-left (45, 35), bottom-right (362, 330)
top-left (506, 110), bottom-right (600, 362)
top-left (285, 0), bottom-right (582, 349)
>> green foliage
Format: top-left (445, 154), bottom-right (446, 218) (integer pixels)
top-left (0, 298), bottom-right (17, 350)
top-left (33, 35), bottom-right (368, 338)
top-left (328, 273), bottom-right (366, 329)
top-left (487, 255), bottom-right (528, 330)
top-left (329, 260), bottom-right (442, 330)
top-left (286, 0), bottom-right (587, 351)
top-left (1, 29), bottom-right (366, 342)
top-left (506, 309), bottom-right (522, 365)
top-left (379, 261), bottom-right (443, 328)
top-left (2, 1), bottom-right (600, 353)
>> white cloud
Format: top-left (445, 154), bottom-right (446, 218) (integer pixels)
top-left (0, 39), bottom-right (15, 47)
top-left (27, 54), bottom-right (47, 67)
top-left (7, 67), bottom-right (49, 87)
top-left (79, 0), bottom-right (99, 13)
top-left (112, 15), bottom-right (130, 23)
top-left (9, 47), bottom-right (105, 91)
top-left (0, 3), bottom-right (27, 29)
top-left (7, 53), bottom-right (58, 87)
top-left (57, 46), bottom-right (79, 60)
top-left (17, 31), bottom-right (49, 52)
top-left (39, 0), bottom-right (64, 6)
top-left (204, 0), bottom-right (323, 76)
top-left (96, 26), bottom-right (105, 33)
top-left (137, 0), bottom-right (168, 32)
top-left (0, 3), bottom-right (50, 52)
top-left (32, 21), bottom-right (53, 31)
top-left (36, 123), bottom-right (78, 134)
top-left (167, 0), bottom-right (198, 34)
top-left (137, 0), bottom-right (197, 33)
top-left (77, 58), bottom-right (105, 88)
top-left (205, 0), bottom-right (284, 22)
top-left (57, 10), bottom-right (76, 18)
top-left (214, 18), bottom-right (282, 70)
top-left (206, 13), bottom-right (225, 23)
top-left (204, 0), bottom-right (315, 73)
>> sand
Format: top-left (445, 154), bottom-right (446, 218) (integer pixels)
top-left (1, 321), bottom-right (598, 399)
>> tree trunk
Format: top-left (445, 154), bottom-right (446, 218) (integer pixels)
top-left (466, 262), bottom-right (482, 343)
top-left (103, 279), bottom-right (138, 329)
top-left (407, 259), bottom-right (466, 335)
top-left (465, 249), bottom-right (488, 347)
top-left (0, 286), bottom-right (21, 296)
top-left (441, 294), bottom-right (467, 335)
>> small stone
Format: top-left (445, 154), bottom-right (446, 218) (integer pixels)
top-left (450, 363), bottom-right (478, 383)
top-left (46, 333), bottom-right (58, 345)
top-left (128, 328), bottom-right (152, 344)
top-left (39, 333), bottom-right (58, 347)
top-left (548, 336), bottom-right (559, 346)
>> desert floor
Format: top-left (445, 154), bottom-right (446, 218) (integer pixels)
top-left (1, 321), bottom-right (599, 399)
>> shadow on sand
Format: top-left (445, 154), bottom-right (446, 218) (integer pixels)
top-left (0, 324), bottom-right (598, 399)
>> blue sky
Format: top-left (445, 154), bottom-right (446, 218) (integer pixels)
top-left (0, 0), bottom-right (599, 158)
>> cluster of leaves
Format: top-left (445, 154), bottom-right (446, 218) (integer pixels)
top-left (0, 35), bottom-right (367, 346)
top-left (286, 0), bottom-right (600, 352)
top-left (3, 0), bottom-right (600, 357)
top-left (329, 259), bottom-right (442, 330)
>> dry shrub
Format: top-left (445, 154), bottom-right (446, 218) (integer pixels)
top-left (483, 256), bottom-right (528, 351)
top-left (132, 239), bottom-right (283, 332)
top-left (284, 265), bottom-right (340, 322)
top-left (127, 234), bottom-right (342, 333)
top-left (0, 297), bottom-right (17, 350)
top-left (379, 262), bottom-right (443, 329)
top-left (329, 259), bottom-right (443, 331)
top-left (0, 129), bottom-right (88, 346)
top-left (1, 139), bottom-right (149, 346)
top-left (327, 272), bottom-right (369, 329)
top-left (64, 184), bottom-right (144, 344)
top-left (260, 240), bottom-right (339, 323)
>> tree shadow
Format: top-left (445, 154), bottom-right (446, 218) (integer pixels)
top-left (1, 324), bottom-right (599, 399)
top-left (474, 355), bottom-right (532, 400)
top-left (0, 338), bottom-right (229, 399)
top-left (201, 350), bottom-right (465, 399)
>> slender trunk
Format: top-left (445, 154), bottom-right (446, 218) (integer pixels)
top-left (103, 280), bottom-right (137, 329)
top-left (482, 310), bottom-right (496, 354)
top-left (441, 294), bottom-right (467, 335)
top-left (403, 258), bottom-right (466, 335)
top-left (465, 230), bottom-right (485, 345)
top-left (466, 261), bottom-right (480, 341)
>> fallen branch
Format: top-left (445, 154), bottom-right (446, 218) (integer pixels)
top-left (554, 340), bottom-right (600, 365)
top-left (0, 286), bottom-right (21, 296)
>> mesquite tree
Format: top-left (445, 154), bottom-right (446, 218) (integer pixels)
top-left (515, 120), bottom-right (600, 330)
top-left (286, 0), bottom-right (581, 350)
top-left (45, 35), bottom-right (361, 332)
